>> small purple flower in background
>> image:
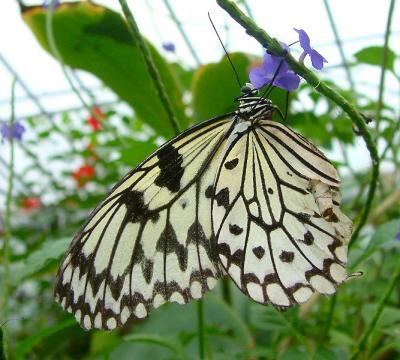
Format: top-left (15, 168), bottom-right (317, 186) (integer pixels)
top-left (294, 28), bottom-right (327, 70)
top-left (249, 51), bottom-right (300, 92)
top-left (162, 42), bottom-right (176, 53)
top-left (43, 0), bottom-right (61, 9)
top-left (1, 122), bottom-right (25, 142)
top-left (396, 232), bottom-right (400, 241)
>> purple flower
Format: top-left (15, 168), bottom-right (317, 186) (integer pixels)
top-left (249, 52), bottom-right (300, 92)
top-left (396, 232), bottom-right (400, 241)
top-left (1, 122), bottom-right (25, 142)
top-left (162, 42), bottom-right (176, 53)
top-left (294, 28), bottom-right (327, 70)
top-left (43, 0), bottom-right (60, 9)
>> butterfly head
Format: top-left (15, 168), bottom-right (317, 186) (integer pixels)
top-left (235, 83), bottom-right (274, 122)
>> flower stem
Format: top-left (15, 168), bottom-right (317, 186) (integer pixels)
top-left (162, 0), bottom-right (201, 66)
top-left (221, 277), bottom-right (232, 305)
top-left (196, 300), bottom-right (206, 360)
top-left (119, 0), bottom-right (181, 135)
top-left (1, 77), bottom-right (17, 360)
top-left (322, 0), bottom-right (355, 90)
top-left (374, 0), bottom-right (396, 135)
top-left (349, 263), bottom-right (400, 360)
top-left (216, 0), bottom-right (379, 248)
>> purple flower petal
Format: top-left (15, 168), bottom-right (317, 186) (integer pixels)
top-left (294, 28), bottom-right (312, 53)
top-left (1, 122), bottom-right (25, 142)
top-left (249, 51), bottom-right (300, 92)
top-left (310, 49), bottom-right (328, 70)
top-left (162, 42), bottom-right (176, 53)
top-left (275, 71), bottom-right (300, 92)
top-left (294, 28), bottom-right (327, 70)
top-left (249, 67), bottom-right (270, 89)
top-left (396, 232), bottom-right (400, 241)
top-left (43, 0), bottom-right (60, 9)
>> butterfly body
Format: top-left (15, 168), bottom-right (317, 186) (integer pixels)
top-left (55, 89), bottom-right (352, 330)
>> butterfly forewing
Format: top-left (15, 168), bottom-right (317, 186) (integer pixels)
top-left (212, 120), bottom-right (352, 307)
top-left (55, 115), bottom-right (236, 330)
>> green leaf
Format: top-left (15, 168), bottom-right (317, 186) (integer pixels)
top-left (313, 346), bottom-right (339, 360)
top-left (9, 238), bottom-right (70, 284)
top-left (353, 46), bottom-right (396, 72)
top-left (362, 304), bottom-right (400, 329)
top-left (117, 141), bottom-right (157, 166)
top-left (351, 219), bottom-right (400, 268)
top-left (14, 319), bottom-right (76, 360)
top-left (191, 52), bottom-right (253, 122)
top-left (22, 2), bottom-right (188, 138)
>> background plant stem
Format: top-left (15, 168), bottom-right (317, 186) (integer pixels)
top-left (119, 0), bottom-right (181, 134)
top-left (349, 264), bottom-right (400, 360)
top-left (375, 0), bottom-right (396, 135)
top-left (1, 77), bottom-right (17, 360)
top-left (162, 0), bottom-right (201, 66)
top-left (216, 0), bottom-right (379, 248)
top-left (322, 0), bottom-right (354, 90)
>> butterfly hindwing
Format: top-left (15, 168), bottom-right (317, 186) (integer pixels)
top-left (54, 115), bottom-right (236, 330)
top-left (212, 120), bottom-right (352, 307)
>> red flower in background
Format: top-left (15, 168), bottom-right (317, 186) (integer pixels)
top-left (87, 106), bottom-right (106, 131)
top-left (21, 197), bottom-right (41, 212)
top-left (72, 165), bottom-right (95, 187)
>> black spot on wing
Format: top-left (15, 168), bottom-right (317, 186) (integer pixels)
top-left (119, 190), bottom-right (158, 223)
top-left (224, 158), bottom-right (239, 170)
top-left (205, 185), bottom-right (214, 198)
top-left (279, 251), bottom-right (294, 263)
top-left (252, 246), bottom-right (265, 259)
top-left (215, 188), bottom-right (230, 208)
top-left (142, 258), bottom-right (154, 284)
top-left (229, 224), bottom-right (243, 235)
top-left (303, 231), bottom-right (314, 245)
top-left (154, 144), bottom-right (183, 193)
top-left (156, 222), bottom-right (187, 271)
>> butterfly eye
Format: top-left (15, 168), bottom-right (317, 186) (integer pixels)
top-left (240, 84), bottom-right (253, 94)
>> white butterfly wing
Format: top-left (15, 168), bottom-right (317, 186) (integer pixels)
top-left (55, 115), bottom-right (236, 330)
top-left (212, 120), bottom-right (352, 307)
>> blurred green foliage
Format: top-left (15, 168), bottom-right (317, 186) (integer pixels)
top-left (0, 1), bottom-right (399, 360)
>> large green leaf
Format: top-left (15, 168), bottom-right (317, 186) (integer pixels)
top-left (14, 319), bottom-right (76, 360)
top-left (8, 238), bottom-right (70, 284)
top-left (353, 46), bottom-right (396, 72)
top-left (191, 53), bottom-right (252, 122)
top-left (22, 2), bottom-right (188, 138)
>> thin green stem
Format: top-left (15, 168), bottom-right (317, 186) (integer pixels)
top-left (349, 264), bottom-right (400, 360)
top-left (0, 53), bottom-right (50, 119)
top-left (221, 278), bottom-right (232, 305)
top-left (196, 300), bottom-right (205, 360)
top-left (375, 0), bottom-right (397, 135)
top-left (1, 78), bottom-right (17, 360)
top-left (276, 311), bottom-right (312, 353)
top-left (322, 0), bottom-right (354, 90)
top-left (162, 0), bottom-right (201, 66)
top-left (119, 0), bottom-right (181, 135)
top-left (320, 294), bottom-right (337, 346)
top-left (216, 0), bottom-right (379, 248)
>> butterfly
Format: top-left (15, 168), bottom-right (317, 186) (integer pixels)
top-left (54, 84), bottom-right (352, 330)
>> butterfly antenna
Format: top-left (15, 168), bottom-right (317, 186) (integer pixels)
top-left (208, 12), bottom-right (242, 89)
